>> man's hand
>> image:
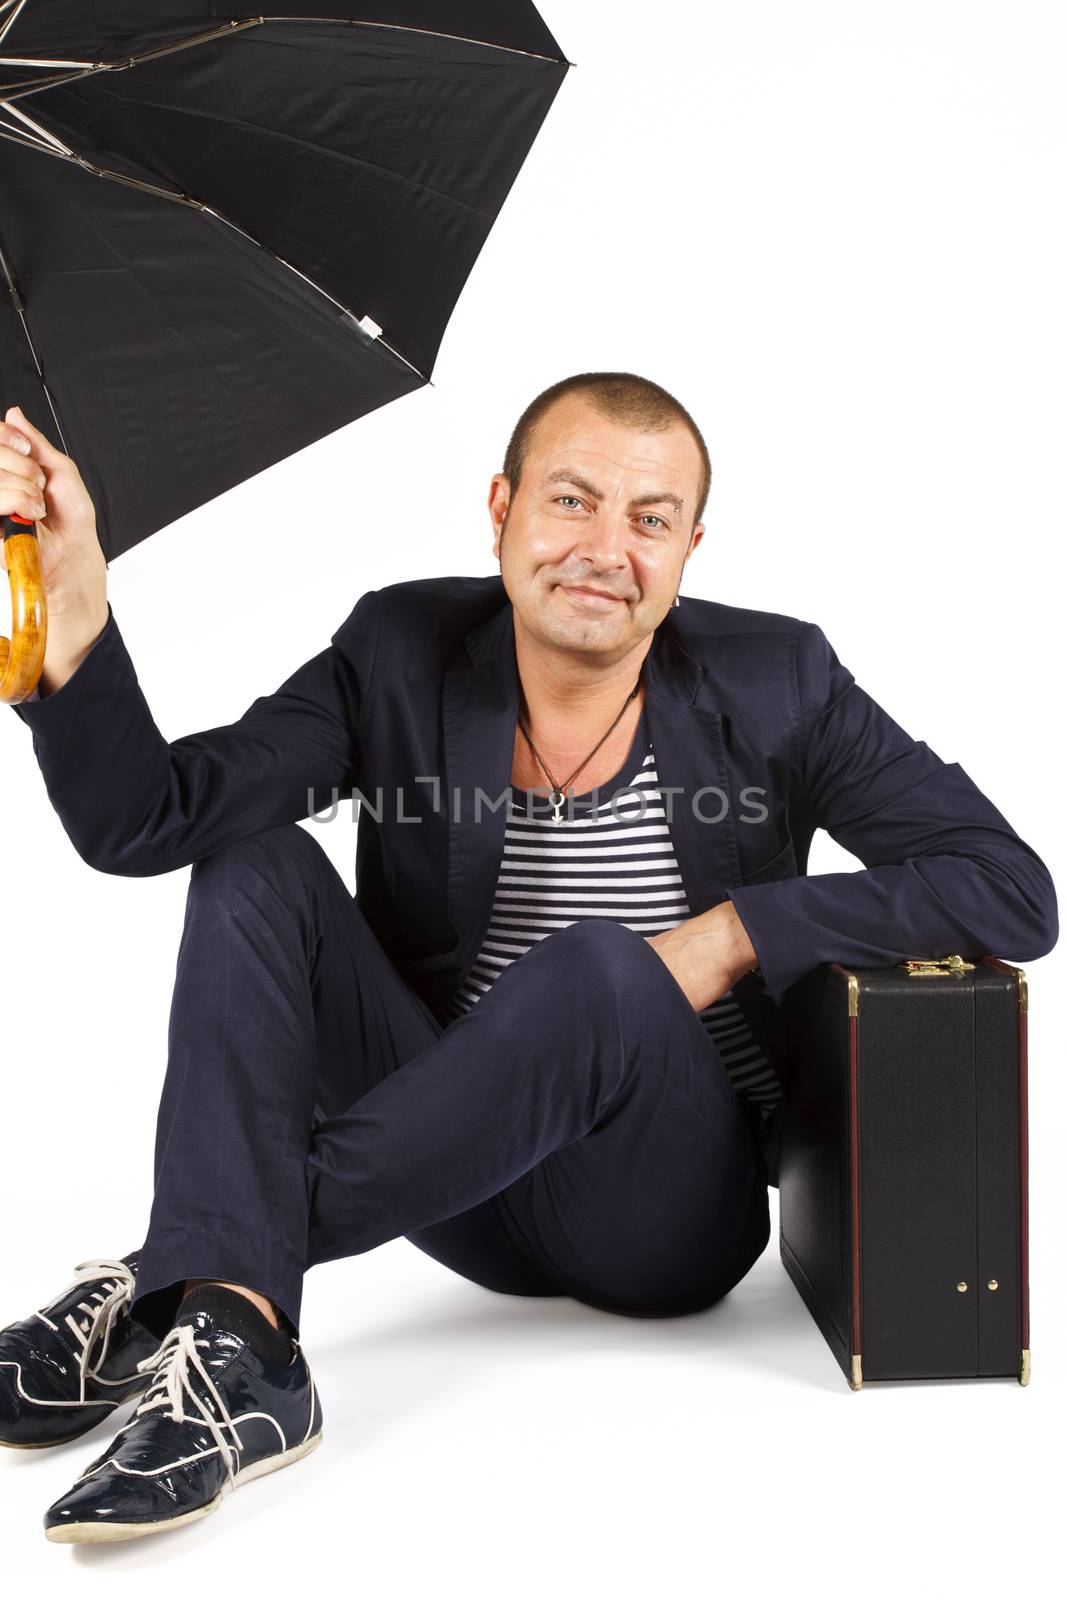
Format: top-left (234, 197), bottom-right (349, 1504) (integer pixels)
top-left (1, 405), bottom-right (105, 604)
top-left (645, 901), bottom-right (758, 1012)
top-left (1, 404), bottom-right (108, 697)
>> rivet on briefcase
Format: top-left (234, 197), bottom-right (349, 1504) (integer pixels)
top-left (778, 954), bottom-right (1029, 1389)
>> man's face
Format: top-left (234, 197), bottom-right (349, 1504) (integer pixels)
top-left (488, 394), bottom-right (705, 663)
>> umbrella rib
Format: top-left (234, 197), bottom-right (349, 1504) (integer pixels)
top-left (0, 110), bottom-right (428, 386)
top-left (0, 93), bottom-right (70, 149)
top-left (0, 19), bottom-right (262, 100)
top-left (0, 115), bottom-right (56, 151)
top-left (191, 201), bottom-right (424, 381)
top-left (0, 0), bottom-right (27, 50)
top-left (0, 14), bottom-right (569, 102)
top-left (260, 15), bottom-right (567, 64)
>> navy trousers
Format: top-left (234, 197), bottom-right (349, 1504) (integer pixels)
top-left (129, 822), bottom-right (771, 1342)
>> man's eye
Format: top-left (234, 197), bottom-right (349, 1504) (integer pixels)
top-left (556, 495), bottom-right (582, 509)
top-left (639, 514), bottom-right (666, 529)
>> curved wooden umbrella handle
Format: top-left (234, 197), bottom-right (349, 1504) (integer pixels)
top-left (0, 515), bottom-right (47, 704)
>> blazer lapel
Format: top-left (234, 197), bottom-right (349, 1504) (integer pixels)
top-left (441, 599), bottom-right (520, 968)
top-left (641, 617), bottom-right (782, 1086)
top-left (640, 616), bottom-right (743, 917)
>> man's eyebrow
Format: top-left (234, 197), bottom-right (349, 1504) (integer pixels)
top-left (544, 469), bottom-right (683, 516)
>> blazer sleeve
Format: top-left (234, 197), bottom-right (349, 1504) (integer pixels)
top-left (726, 621), bottom-right (1060, 1004)
top-left (7, 588), bottom-right (384, 877)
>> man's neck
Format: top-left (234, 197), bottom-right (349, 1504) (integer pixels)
top-left (513, 626), bottom-right (652, 736)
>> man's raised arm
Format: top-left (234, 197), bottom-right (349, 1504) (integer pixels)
top-left (726, 621), bottom-right (1059, 1005)
top-left (10, 593), bottom-right (381, 876)
top-left (2, 403), bottom-right (381, 877)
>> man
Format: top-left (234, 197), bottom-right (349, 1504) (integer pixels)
top-left (0, 373), bottom-right (1057, 1542)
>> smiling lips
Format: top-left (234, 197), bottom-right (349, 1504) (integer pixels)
top-left (559, 584), bottom-right (626, 608)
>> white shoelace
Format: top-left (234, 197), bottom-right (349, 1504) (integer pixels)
top-left (35, 1257), bottom-right (139, 1404)
top-left (132, 1322), bottom-right (243, 1485)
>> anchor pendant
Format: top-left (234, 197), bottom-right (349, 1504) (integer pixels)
top-left (549, 788), bottom-right (566, 825)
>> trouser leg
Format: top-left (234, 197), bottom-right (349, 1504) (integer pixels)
top-left (310, 913), bottom-right (769, 1316)
top-left (129, 821), bottom-right (542, 1339)
top-left (130, 821), bottom-right (768, 1339)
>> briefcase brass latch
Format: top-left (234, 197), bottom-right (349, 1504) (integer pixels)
top-left (897, 954), bottom-right (977, 977)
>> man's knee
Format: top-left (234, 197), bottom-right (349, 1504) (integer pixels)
top-left (188, 821), bottom-right (329, 901)
top-left (540, 918), bottom-right (669, 1008)
top-left (545, 917), bottom-right (650, 971)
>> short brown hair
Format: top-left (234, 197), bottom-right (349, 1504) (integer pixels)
top-left (502, 371), bottom-right (712, 530)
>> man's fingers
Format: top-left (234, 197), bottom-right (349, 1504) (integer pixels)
top-left (3, 404), bottom-right (67, 469)
top-left (1, 417), bottom-right (32, 457)
top-left (0, 442), bottom-right (44, 484)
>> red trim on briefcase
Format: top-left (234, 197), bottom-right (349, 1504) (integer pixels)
top-left (980, 955), bottom-right (1029, 1357)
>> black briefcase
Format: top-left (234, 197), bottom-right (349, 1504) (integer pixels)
top-left (778, 954), bottom-right (1029, 1389)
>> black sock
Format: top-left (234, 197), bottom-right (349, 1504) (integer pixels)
top-left (174, 1283), bottom-right (292, 1366)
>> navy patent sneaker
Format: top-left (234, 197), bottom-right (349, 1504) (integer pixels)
top-left (0, 1253), bottom-right (160, 1450)
top-left (43, 1302), bottom-right (323, 1543)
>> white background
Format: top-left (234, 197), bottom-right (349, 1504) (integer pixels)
top-left (2, 1), bottom-right (1063, 1592)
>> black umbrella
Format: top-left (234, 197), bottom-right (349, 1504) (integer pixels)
top-left (0, 1), bottom-right (570, 699)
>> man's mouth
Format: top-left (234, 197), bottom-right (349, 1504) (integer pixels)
top-left (558, 584), bottom-right (626, 609)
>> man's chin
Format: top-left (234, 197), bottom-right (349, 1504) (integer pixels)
top-left (541, 614), bottom-right (632, 659)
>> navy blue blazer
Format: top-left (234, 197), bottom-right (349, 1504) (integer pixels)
top-left (12, 573), bottom-right (1058, 1184)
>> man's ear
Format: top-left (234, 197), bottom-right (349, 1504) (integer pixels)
top-left (488, 472), bottom-right (510, 559)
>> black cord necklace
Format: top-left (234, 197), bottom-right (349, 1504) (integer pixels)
top-left (517, 673), bottom-right (643, 826)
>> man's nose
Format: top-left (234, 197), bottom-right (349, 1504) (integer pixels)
top-left (571, 511), bottom-right (629, 569)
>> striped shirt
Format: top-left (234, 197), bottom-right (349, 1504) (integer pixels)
top-left (437, 706), bottom-right (783, 1117)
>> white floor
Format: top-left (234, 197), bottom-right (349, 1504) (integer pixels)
top-left (2, 1187), bottom-right (1060, 1597)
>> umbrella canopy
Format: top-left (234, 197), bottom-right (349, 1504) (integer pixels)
top-left (0, 1), bottom-right (571, 561)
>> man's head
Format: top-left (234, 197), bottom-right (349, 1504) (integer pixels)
top-left (489, 372), bottom-right (709, 668)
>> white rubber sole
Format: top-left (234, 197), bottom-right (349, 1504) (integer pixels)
top-left (43, 1429), bottom-right (324, 1544)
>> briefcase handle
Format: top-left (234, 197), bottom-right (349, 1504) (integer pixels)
top-left (897, 954), bottom-right (976, 977)
top-left (0, 513), bottom-right (46, 705)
